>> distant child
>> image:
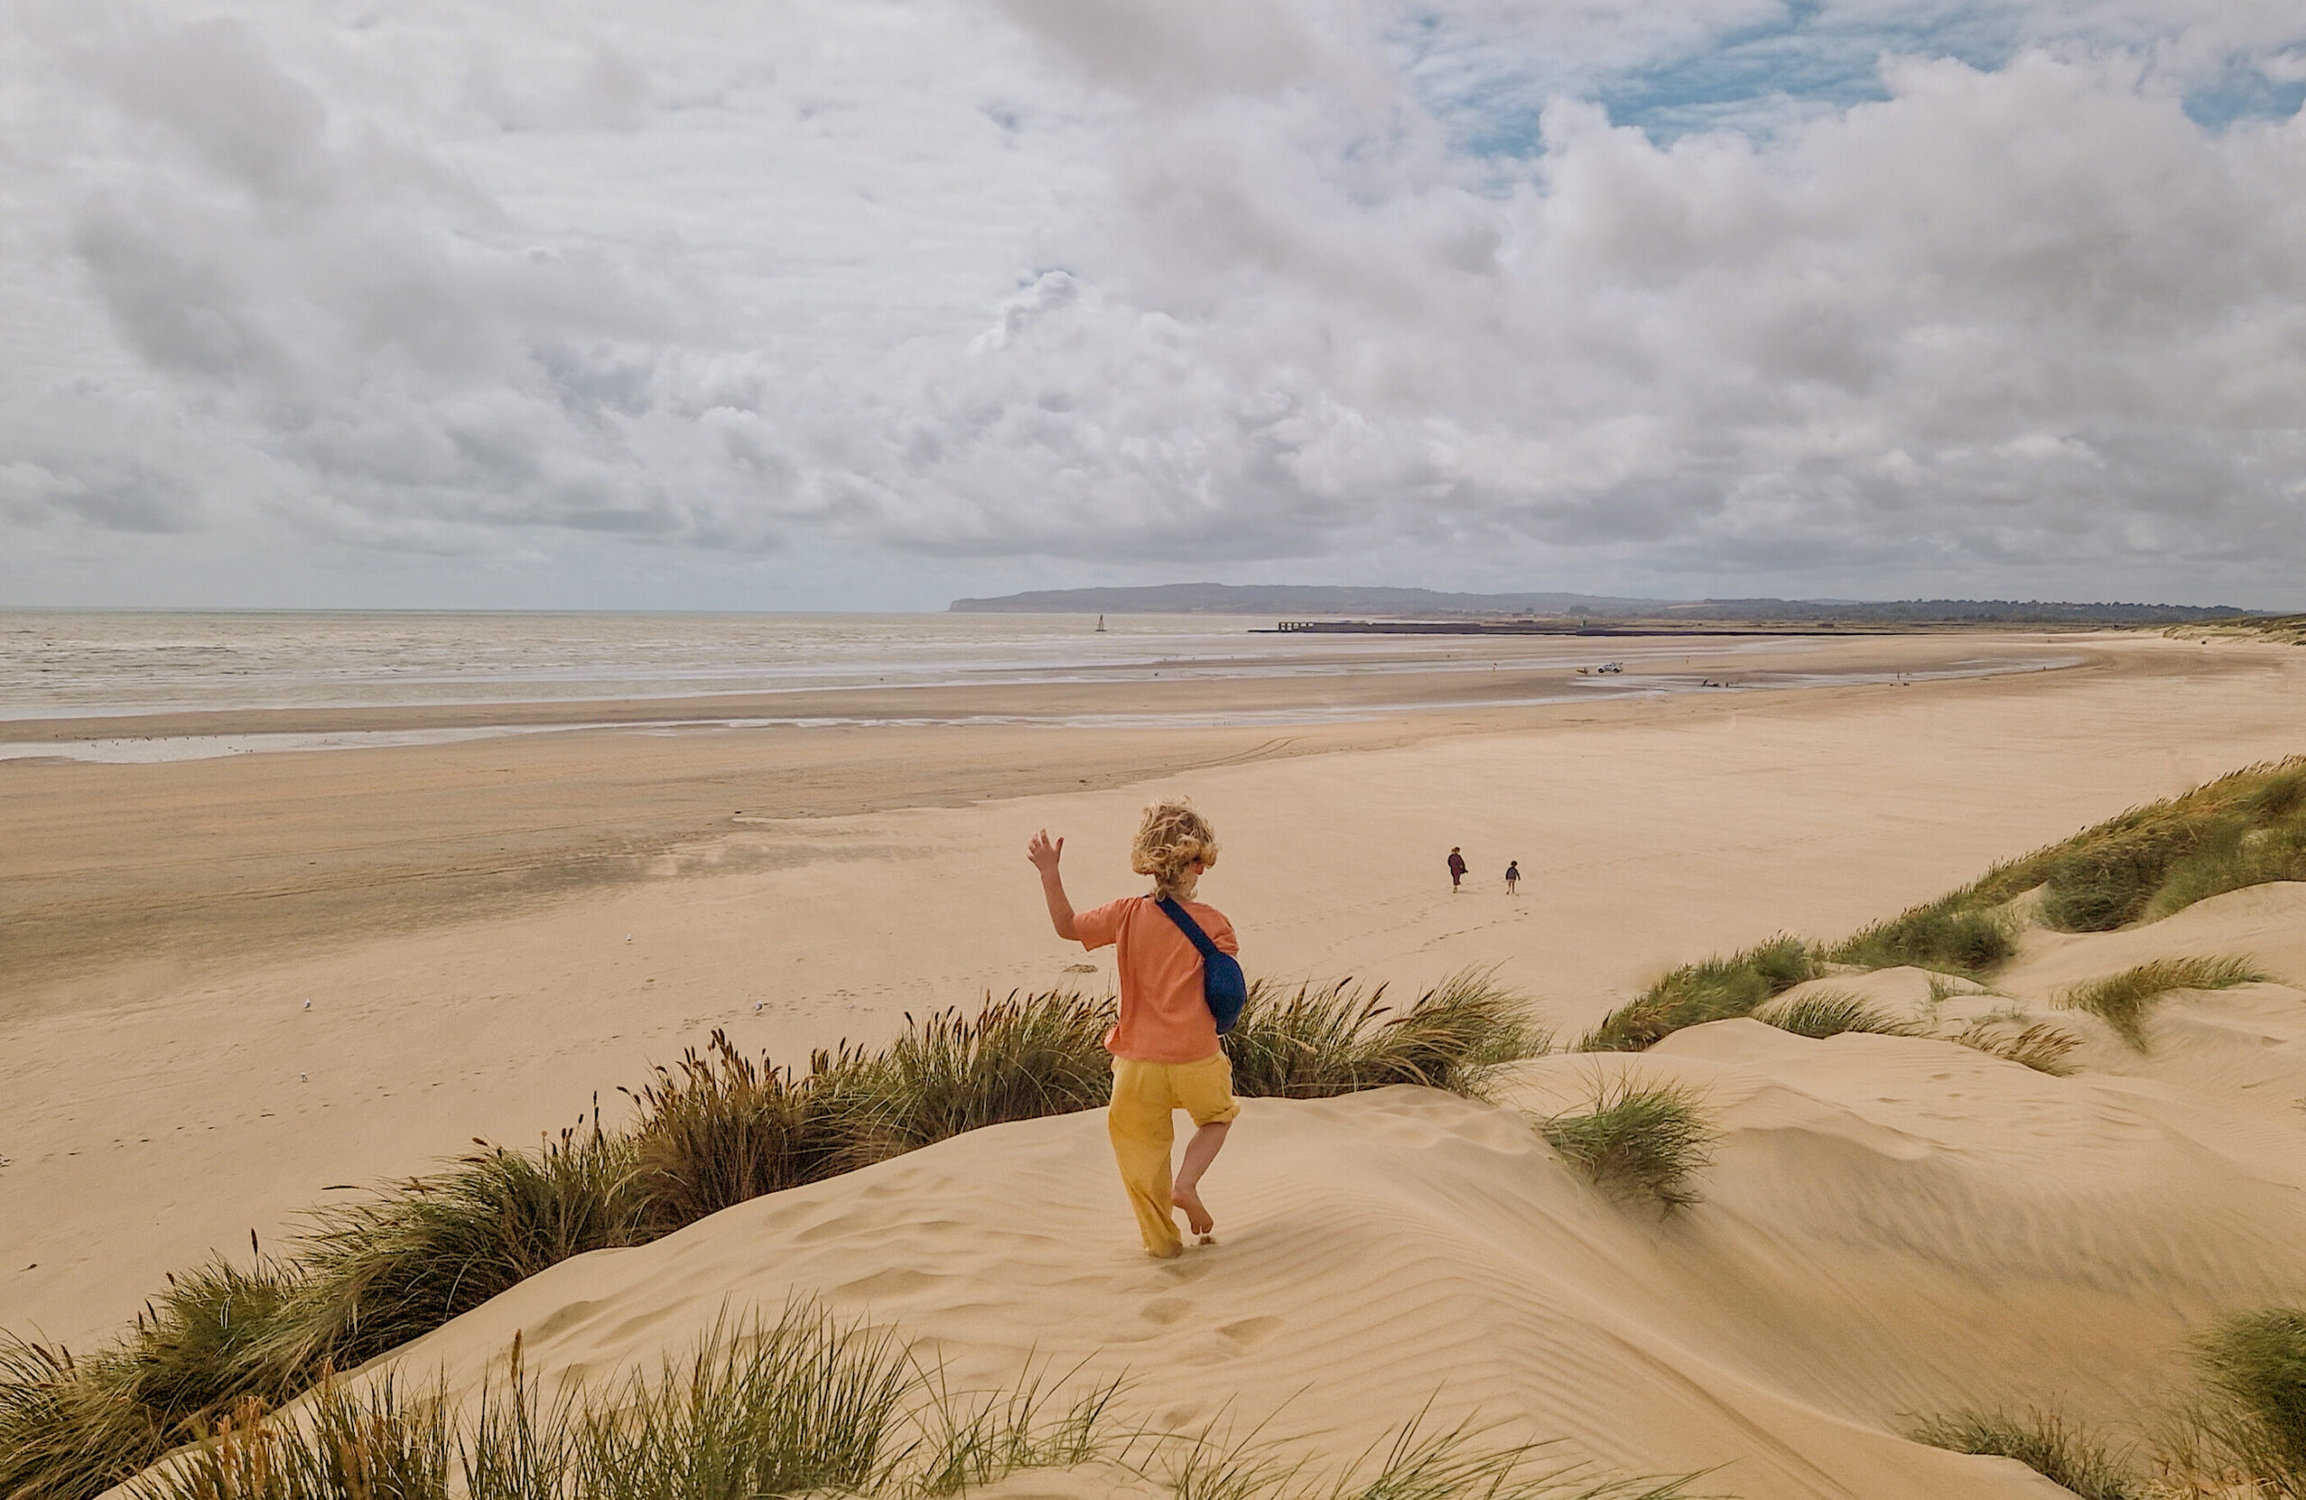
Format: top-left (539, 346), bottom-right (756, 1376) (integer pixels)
top-left (1504, 860), bottom-right (1521, 895)
top-left (1027, 800), bottom-right (1239, 1259)
top-left (1447, 846), bottom-right (1468, 892)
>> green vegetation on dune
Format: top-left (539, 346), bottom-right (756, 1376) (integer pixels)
top-left (841, 994), bottom-right (1120, 1160)
top-left (279, 1123), bottom-right (650, 1378)
top-left (1974, 1305), bottom-right (2306, 1499)
top-left (1943, 1018), bottom-right (2082, 1076)
top-left (1837, 756), bottom-right (2306, 965)
top-left (2169, 614), bottom-right (2306, 646)
top-left (0, 1338), bottom-right (169, 1500)
top-left (1578, 937), bottom-right (1820, 1052)
top-left (1825, 899), bottom-right (2017, 976)
top-left (2163, 1307), bottom-right (2306, 1497)
top-left (2060, 955), bottom-right (2270, 1052)
top-left (118, 1304), bottom-right (1702, 1500)
top-left (1757, 990), bottom-right (1916, 1040)
top-left (1583, 755), bottom-right (2306, 1055)
top-left (1224, 972), bottom-right (1545, 1100)
top-left (1973, 757), bottom-right (2306, 931)
top-left (1536, 1080), bottom-right (1717, 1211)
top-left (2, 976), bottom-right (1547, 1500)
top-left (1906, 1409), bottom-right (2145, 1500)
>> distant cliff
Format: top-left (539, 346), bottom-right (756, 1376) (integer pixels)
top-left (949, 583), bottom-right (2260, 624)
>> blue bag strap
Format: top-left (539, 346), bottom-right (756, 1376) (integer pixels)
top-left (1153, 894), bottom-right (1223, 960)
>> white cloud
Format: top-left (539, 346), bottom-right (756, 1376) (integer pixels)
top-left (1, 0), bottom-right (2302, 608)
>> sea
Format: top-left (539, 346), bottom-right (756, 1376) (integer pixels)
top-left (0, 610), bottom-right (2075, 763)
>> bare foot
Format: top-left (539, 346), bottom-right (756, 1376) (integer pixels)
top-left (1173, 1183), bottom-right (1214, 1237)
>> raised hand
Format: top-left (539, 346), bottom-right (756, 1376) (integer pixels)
top-left (1026, 828), bottom-right (1065, 872)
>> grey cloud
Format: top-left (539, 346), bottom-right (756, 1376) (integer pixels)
top-left (77, 17), bottom-right (332, 205)
top-left (994, 0), bottom-right (1372, 105)
top-left (0, 458), bottom-right (194, 534)
top-left (5, 1), bottom-right (2305, 606)
top-left (71, 196), bottom-right (286, 380)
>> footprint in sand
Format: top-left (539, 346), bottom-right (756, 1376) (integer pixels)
top-left (835, 1267), bottom-right (943, 1300)
top-left (1140, 1296), bottom-right (1192, 1326)
top-left (1217, 1315), bottom-right (1284, 1347)
top-left (1159, 1254), bottom-right (1217, 1284)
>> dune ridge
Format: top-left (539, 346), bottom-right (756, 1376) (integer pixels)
top-left (104, 883), bottom-right (2306, 1499)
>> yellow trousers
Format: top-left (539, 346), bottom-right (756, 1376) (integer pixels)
top-left (1107, 1052), bottom-right (1240, 1258)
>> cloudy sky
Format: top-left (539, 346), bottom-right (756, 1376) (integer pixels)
top-left (3, 1), bottom-right (2303, 610)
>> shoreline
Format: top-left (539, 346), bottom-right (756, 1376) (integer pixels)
top-left (0, 632), bottom-right (2081, 754)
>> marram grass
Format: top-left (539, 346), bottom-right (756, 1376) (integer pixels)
top-left (2158, 1306), bottom-right (2306, 1498)
top-left (1537, 1080), bottom-right (1717, 1212)
top-left (1757, 990), bottom-right (1915, 1040)
top-left (1226, 972), bottom-right (1546, 1101)
top-left (1943, 1018), bottom-right (2081, 1076)
top-left (1828, 756), bottom-right (2306, 976)
top-left (123, 1306), bottom-right (1701, 1500)
top-left (1579, 938), bottom-right (1820, 1052)
top-left (2059, 955), bottom-right (2270, 1052)
top-left (1595, 757), bottom-right (2306, 1056)
top-left (1907, 1408), bottom-right (2146, 1500)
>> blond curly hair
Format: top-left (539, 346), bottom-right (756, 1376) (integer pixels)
top-left (1131, 798), bottom-right (1219, 898)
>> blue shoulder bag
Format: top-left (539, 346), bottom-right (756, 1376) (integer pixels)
top-left (1154, 894), bottom-right (1249, 1034)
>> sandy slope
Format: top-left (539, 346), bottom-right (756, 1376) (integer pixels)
top-left (114, 887), bottom-right (2306, 1500)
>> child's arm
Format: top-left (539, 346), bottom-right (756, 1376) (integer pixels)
top-left (1026, 829), bottom-right (1079, 941)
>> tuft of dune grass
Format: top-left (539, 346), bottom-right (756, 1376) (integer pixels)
top-left (2159, 1306), bottom-right (2306, 1498)
top-left (625, 1030), bottom-right (843, 1231)
top-left (1579, 937), bottom-right (1820, 1052)
top-left (1226, 972), bottom-right (1548, 1101)
top-left (839, 992), bottom-right (1118, 1162)
top-left (1537, 1080), bottom-right (1716, 1211)
top-left (0, 1337), bottom-right (168, 1500)
top-left (1907, 1408), bottom-right (2145, 1500)
top-left (124, 1303), bottom-right (1700, 1500)
top-left (262, 1119), bottom-right (648, 1379)
top-left (1828, 899), bottom-right (2017, 977)
top-left (1758, 990), bottom-right (1916, 1040)
top-left (1943, 1018), bottom-right (2082, 1076)
top-left (2059, 955), bottom-right (2271, 1052)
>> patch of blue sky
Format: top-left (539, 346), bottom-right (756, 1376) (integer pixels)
top-left (1601, 8), bottom-right (2021, 139)
top-left (1390, 3), bottom-right (2305, 168)
top-left (1392, 1), bottom-right (2025, 155)
top-left (2183, 57), bottom-right (2306, 129)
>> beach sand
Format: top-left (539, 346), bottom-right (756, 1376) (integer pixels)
top-left (10, 628), bottom-right (2306, 1493)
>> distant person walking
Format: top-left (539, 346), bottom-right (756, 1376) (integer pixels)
top-left (1504, 860), bottom-right (1521, 896)
top-left (1447, 846), bottom-right (1468, 893)
top-left (1027, 800), bottom-right (1240, 1259)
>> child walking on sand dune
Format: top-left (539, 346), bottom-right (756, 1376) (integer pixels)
top-left (1027, 800), bottom-right (1239, 1259)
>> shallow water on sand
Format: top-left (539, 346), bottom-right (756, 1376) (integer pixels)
top-left (0, 609), bottom-right (2079, 761)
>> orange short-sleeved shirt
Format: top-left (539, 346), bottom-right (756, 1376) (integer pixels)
top-left (1075, 893), bottom-right (1239, 1063)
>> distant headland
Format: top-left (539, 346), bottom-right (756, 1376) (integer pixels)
top-left (948, 583), bottom-right (2257, 626)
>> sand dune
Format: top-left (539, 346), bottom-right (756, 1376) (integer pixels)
top-left (115, 888), bottom-right (2306, 1499)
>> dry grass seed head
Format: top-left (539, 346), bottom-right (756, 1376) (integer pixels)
top-left (2059, 955), bottom-right (2271, 1052)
